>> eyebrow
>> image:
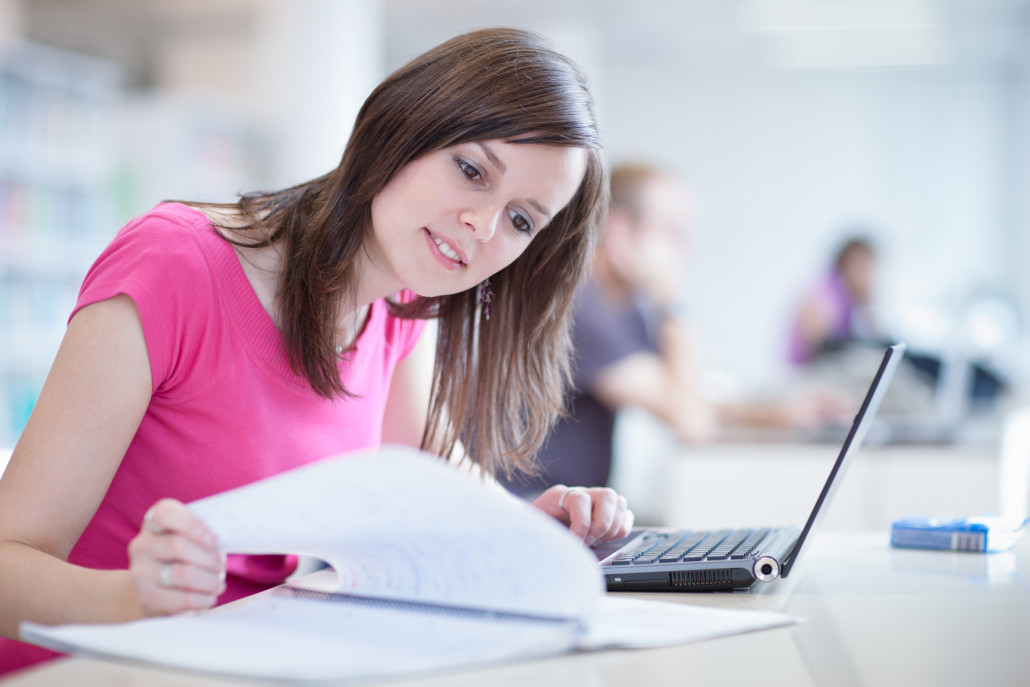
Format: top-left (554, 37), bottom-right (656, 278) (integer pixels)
top-left (475, 141), bottom-right (506, 174)
top-left (528, 199), bottom-right (553, 224)
top-left (476, 141), bottom-right (554, 224)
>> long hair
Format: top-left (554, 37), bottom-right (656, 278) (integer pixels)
top-left (203, 28), bottom-right (608, 477)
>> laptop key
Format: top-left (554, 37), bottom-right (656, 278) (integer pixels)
top-left (697, 529), bottom-right (752, 561)
top-left (730, 528), bottom-right (771, 559)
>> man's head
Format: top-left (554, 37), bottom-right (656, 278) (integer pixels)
top-left (599, 164), bottom-right (694, 295)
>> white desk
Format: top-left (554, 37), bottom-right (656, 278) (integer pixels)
top-left (660, 441), bottom-right (1001, 532)
top-left (4, 530), bottom-right (1028, 687)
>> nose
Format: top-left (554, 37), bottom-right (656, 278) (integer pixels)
top-left (460, 204), bottom-right (503, 242)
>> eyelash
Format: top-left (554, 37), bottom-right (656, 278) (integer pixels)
top-left (456, 158), bottom-right (482, 182)
top-left (454, 156), bottom-right (534, 236)
top-left (507, 208), bottom-right (532, 235)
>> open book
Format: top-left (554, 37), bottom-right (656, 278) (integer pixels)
top-left (22, 445), bottom-right (796, 683)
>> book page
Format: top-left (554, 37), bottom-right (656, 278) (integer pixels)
top-left (22, 590), bottom-right (582, 683)
top-left (21, 585), bottom-right (799, 683)
top-left (20, 445), bottom-right (803, 684)
top-left (578, 596), bottom-right (798, 650)
top-left (187, 445), bottom-right (603, 622)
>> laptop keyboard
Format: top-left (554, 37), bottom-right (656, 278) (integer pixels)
top-left (604, 528), bottom-right (771, 566)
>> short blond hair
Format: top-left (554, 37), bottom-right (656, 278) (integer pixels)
top-left (609, 163), bottom-right (671, 219)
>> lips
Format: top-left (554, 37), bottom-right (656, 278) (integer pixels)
top-left (423, 229), bottom-right (466, 271)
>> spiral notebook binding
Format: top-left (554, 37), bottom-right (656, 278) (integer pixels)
top-left (275, 585), bottom-right (583, 629)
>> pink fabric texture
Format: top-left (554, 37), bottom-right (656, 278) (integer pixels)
top-left (2, 203), bottom-right (426, 674)
top-left (787, 271), bottom-right (855, 365)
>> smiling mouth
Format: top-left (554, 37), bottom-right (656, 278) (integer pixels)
top-left (429, 231), bottom-right (465, 265)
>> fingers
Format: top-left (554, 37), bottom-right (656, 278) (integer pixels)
top-left (583, 488), bottom-right (629, 545)
top-left (129, 499), bottom-right (225, 617)
top-left (144, 498), bottom-right (217, 548)
top-left (560, 488), bottom-right (593, 542)
top-left (609, 494), bottom-right (634, 540)
top-left (555, 486), bottom-right (635, 546)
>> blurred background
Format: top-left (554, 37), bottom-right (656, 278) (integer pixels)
top-left (1, 0), bottom-right (1028, 459)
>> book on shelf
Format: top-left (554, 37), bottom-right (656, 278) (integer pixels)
top-left (22, 445), bottom-right (796, 683)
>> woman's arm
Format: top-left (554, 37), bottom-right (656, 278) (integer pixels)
top-left (380, 322), bottom-right (435, 450)
top-left (0, 295), bottom-right (222, 639)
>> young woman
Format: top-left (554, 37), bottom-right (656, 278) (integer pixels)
top-left (0, 28), bottom-right (633, 673)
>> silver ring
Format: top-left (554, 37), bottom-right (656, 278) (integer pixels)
top-left (160, 563), bottom-right (174, 588)
top-left (558, 487), bottom-right (583, 511)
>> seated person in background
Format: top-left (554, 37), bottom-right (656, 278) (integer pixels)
top-left (501, 164), bottom-right (844, 499)
top-left (788, 235), bottom-right (879, 366)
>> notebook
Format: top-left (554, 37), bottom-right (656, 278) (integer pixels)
top-left (22, 446), bottom-right (798, 683)
top-left (593, 343), bottom-right (906, 592)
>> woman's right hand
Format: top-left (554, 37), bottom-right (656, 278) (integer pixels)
top-left (127, 498), bottom-right (226, 617)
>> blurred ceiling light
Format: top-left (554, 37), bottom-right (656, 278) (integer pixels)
top-left (739, 0), bottom-right (949, 68)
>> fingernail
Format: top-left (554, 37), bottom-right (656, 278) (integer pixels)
top-left (585, 535), bottom-right (597, 546)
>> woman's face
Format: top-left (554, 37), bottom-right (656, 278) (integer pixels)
top-left (368, 139), bottom-right (588, 298)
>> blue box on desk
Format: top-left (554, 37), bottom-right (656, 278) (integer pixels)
top-left (890, 516), bottom-right (1027, 553)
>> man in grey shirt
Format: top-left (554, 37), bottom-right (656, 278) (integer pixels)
top-left (502, 164), bottom-right (717, 497)
top-left (502, 164), bottom-right (841, 499)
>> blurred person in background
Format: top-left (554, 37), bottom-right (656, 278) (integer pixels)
top-left (788, 234), bottom-right (1008, 422)
top-left (502, 164), bottom-right (848, 500)
top-left (788, 235), bottom-right (880, 366)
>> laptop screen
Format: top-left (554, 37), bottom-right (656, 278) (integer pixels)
top-left (780, 343), bottom-right (906, 578)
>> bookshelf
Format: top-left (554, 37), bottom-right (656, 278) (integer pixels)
top-left (0, 41), bottom-right (271, 448)
top-left (0, 41), bottom-right (121, 446)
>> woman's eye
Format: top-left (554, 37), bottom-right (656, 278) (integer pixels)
top-left (508, 208), bottom-right (533, 235)
top-left (456, 158), bottom-right (482, 181)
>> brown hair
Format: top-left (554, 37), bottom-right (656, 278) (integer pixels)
top-left (834, 235), bottom-right (875, 272)
top-left (197, 28), bottom-right (608, 477)
top-left (609, 162), bottom-right (681, 221)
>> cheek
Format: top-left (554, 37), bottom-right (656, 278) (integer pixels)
top-left (497, 236), bottom-right (535, 269)
top-left (472, 238), bottom-right (531, 284)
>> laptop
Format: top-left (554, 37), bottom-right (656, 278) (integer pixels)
top-left (593, 343), bottom-right (906, 592)
top-left (877, 346), bottom-right (968, 444)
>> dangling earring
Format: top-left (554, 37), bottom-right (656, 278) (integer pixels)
top-left (479, 278), bottom-right (494, 321)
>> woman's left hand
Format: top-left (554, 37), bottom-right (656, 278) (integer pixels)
top-left (532, 485), bottom-right (634, 546)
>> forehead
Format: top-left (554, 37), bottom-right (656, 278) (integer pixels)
top-left (636, 175), bottom-right (691, 222)
top-left (490, 140), bottom-right (588, 208)
top-left (640, 174), bottom-right (687, 205)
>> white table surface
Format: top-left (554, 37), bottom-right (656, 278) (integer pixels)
top-left (3, 529), bottom-right (1028, 687)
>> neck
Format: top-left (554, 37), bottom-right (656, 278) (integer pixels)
top-left (349, 243), bottom-right (407, 310)
top-left (216, 211), bottom-right (401, 352)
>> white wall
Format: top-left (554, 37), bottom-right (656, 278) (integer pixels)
top-left (1009, 41), bottom-right (1030, 378)
top-left (603, 65), bottom-right (1012, 383)
top-left (249, 0), bottom-right (383, 188)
